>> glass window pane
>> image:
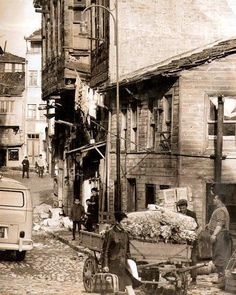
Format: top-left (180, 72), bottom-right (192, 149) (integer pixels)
top-left (208, 123), bottom-right (216, 136)
top-left (8, 149), bottom-right (19, 161)
top-left (4, 63), bottom-right (12, 72)
top-left (223, 124), bottom-right (235, 136)
top-left (224, 97), bottom-right (236, 121)
top-left (0, 191), bottom-right (24, 207)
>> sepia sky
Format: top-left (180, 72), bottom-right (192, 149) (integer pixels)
top-left (0, 0), bottom-right (236, 59)
top-left (0, 0), bottom-right (41, 58)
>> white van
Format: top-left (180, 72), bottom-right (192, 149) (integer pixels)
top-left (0, 177), bottom-right (33, 261)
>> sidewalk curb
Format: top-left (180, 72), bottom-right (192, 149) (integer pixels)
top-left (47, 231), bottom-right (91, 255)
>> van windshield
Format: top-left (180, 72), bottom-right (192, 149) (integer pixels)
top-left (0, 190), bottom-right (24, 207)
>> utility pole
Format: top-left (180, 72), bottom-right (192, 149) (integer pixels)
top-left (214, 95), bottom-right (224, 183)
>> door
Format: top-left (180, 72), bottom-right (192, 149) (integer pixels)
top-left (27, 134), bottom-right (40, 165)
top-left (127, 178), bottom-right (137, 212)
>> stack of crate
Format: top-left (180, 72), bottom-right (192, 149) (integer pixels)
top-left (156, 187), bottom-right (193, 212)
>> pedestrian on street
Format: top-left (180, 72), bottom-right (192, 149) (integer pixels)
top-left (36, 154), bottom-right (46, 178)
top-left (206, 194), bottom-right (233, 289)
top-left (70, 198), bottom-right (85, 240)
top-left (21, 156), bottom-right (30, 178)
top-left (102, 211), bottom-right (140, 294)
top-left (177, 199), bottom-right (199, 285)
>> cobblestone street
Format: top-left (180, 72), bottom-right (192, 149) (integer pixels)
top-left (0, 171), bottom-right (234, 294)
top-left (0, 232), bottom-right (86, 295)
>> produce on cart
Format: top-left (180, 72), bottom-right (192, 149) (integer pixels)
top-left (121, 206), bottom-right (198, 243)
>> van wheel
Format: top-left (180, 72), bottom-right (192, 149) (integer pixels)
top-left (15, 251), bottom-right (26, 261)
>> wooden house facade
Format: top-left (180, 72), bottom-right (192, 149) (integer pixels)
top-left (0, 52), bottom-right (25, 168)
top-left (105, 39), bottom-right (236, 229)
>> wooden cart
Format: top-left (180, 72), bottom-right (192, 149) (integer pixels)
top-left (79, 230), bottom-right (197, 294)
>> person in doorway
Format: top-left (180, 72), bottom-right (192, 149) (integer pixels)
top-left (70, 198), bottom-right (85, 241)
top-left (84, 199), bottom-right (94, 232)
top-left (206, 194), bottom-right (232, 289)
top-left (22, 156), bottom-right (30, 178)
top-left (36, 154), bottom-right (46, 178)
top-left (177, 199), bottom-right (199, 285)
top-left (86, 187), bottom-right (99, 231)
top-left (102, 211), bottom-right (140, 294)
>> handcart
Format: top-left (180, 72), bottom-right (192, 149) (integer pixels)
top-left (79, 230), bottom-right (203, 295)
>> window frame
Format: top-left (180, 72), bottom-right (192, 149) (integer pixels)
top-left (4, 63), bottom-right (13, 72)
top-left (27, 104), bottom-right (37, 119)
top-left (14, 63), bottom-right (23, 72)
top-left (207, 95), bottom-right (236, 140)
top-left (28, 70), bottom-right (38, 87)
top-left (8, 149), bottom-right (19, 161)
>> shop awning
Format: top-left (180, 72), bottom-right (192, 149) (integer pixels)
top-left (65, 141), bottom-right (106, 158)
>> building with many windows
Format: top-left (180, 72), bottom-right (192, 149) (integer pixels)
top-left (24, 29), bottom-right (47, 166)
top-left (34, 0), bottom-right (236, 230)
top-left (0, 50), bottom-right (25, 168)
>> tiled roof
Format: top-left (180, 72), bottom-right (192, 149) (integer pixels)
top-left (0, 72), bottom-right (25, 96)
top-left (25, 29), bottom-right (41, 41)
top-left (118, 38), bottom-right (236, 86)
top-left (0, 52), bottom-right (25, 63)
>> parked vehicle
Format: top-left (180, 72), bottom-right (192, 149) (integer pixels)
top-left (0, 176), bottom-right (33, 261)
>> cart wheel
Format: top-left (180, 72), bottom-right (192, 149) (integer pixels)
top-left (83, 256), bottom-right (97, 292)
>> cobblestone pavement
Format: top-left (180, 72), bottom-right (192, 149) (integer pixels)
top-left (0, 232), bottom-right (87, 295)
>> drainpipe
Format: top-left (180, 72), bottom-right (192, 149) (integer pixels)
top-left (214, 95), bottom-right (224, 183)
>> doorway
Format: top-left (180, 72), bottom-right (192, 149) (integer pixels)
top-left (0, 149), bottom-right (6, 167)
top-left (145, 184), bottom-right (156, 208)
top-left (206, 183), bottom-right (236, 231)
top-left (127, 178), bottom-right (137, 212)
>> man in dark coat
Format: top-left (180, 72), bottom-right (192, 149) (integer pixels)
top-left (177, 199), bottom-right (199, 285)
top-left (22, 156), bottom-right (30, 178)
top-left (206, 194), bottom-right (232, 289)
top-left (70, 198), bottom-right (85, 240)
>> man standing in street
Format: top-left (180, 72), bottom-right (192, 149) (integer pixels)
top-left (206, 194), bottom-right (232, 289)
top-left (22, 156), bottom-right (30, 178)
top-left (36, 154), bottom-right (46, 178)
top-left (70, 198), bottom-right (85, 240)
top-left (177, 199), bottom-right (199, 285)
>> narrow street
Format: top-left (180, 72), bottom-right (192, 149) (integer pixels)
top-left (0, 171), bottom-right (87, 294)
top-left (0, 171), bottom-right (233, 294)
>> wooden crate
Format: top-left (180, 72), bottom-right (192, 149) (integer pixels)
top-left (79, 230), bottom-right (104, 252)
top-left (130, 240), bottom-right (192, 263)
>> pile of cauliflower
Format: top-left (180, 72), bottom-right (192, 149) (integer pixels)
top-left (121, 206), bottom-right (197, 243)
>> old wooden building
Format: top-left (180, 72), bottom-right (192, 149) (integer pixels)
top-left (0, 51), bottom-right (25, 168)
top-left (34, 0), bottom-right (236, 229)
top-left (33, 0), bottom-right (108, 212)
top-left (103, 39), bottom-right (236, 230)
top-left (87, 1), bottom-right (236, 226)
